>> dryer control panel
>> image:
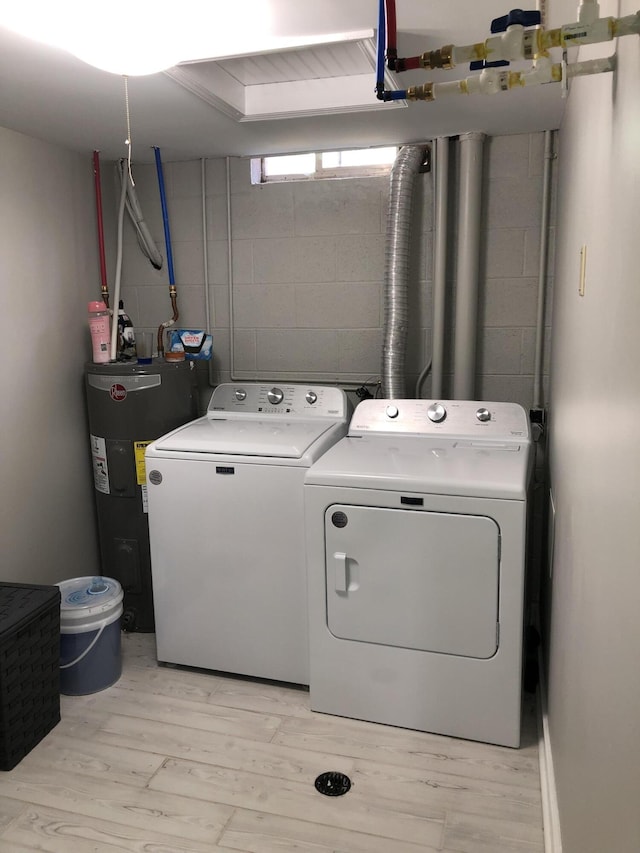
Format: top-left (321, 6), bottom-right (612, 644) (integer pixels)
top-left (350, 399), bottom-right (529, 440)
top-left (208, 383), bottom-right (350, 420)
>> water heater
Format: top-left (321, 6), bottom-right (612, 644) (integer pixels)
top-left (85, 360), bottom-right (197, 631)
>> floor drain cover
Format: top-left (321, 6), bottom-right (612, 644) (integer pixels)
top-left (314, 771), bottom-right (351, 796)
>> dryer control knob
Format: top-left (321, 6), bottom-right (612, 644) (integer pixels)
top-left (385, 405), bottom-right (399, 419)
top-left (476, 407), bottom-right (491, 422)
top-left (427, 402), bottom-right (447, 423)
top-left (267, 387), bottom-right (284, 404)
top-left (235, 388), bottom-right (247, 401)
top-left (306, 391), bottom-right (318, 404)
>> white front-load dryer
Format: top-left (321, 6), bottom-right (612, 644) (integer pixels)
top-left (146, 383), bottom-right (351, 685)
top-left (304, 399), bottom-right (532, 747)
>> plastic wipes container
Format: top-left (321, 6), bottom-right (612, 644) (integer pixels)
top-left (57, 576), bottom-right (123, 695)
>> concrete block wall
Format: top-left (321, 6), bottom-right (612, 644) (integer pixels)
top-left (117, 132), bottom-right (553, 410)
top-left (476, 132), bottom-right (555, 407)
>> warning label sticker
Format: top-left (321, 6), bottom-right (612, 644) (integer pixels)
top-left (90, 434), bottom-right (110, 494)
top-left (134, 441), bottom-right (153, 486)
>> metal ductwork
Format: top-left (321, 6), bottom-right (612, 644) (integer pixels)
top-left (381, 144), bottom-right (428, 398)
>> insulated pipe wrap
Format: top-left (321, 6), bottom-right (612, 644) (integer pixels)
top-left (381, 144), bottom-right (428, 398)
top-left (452, 132), bottom-right (485, 400)
top-left (431, 137), bottom-right (450, 399)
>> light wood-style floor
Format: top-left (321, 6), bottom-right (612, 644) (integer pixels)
top-left (0, 633), bottom-right (544, 852)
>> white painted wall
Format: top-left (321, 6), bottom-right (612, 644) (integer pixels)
top-left (547, 3), bottom-right (640, 850)
top-left (0, 127), bottom-right (100, 585)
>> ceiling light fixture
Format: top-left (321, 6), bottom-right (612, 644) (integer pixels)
top-left (0, 1), bottom-right (275, 76)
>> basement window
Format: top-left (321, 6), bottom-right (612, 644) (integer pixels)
top-left (250, 146), bottom-right (398, 184)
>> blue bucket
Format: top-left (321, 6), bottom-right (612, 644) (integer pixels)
top-left (57, 577), bottom-right (123, 695)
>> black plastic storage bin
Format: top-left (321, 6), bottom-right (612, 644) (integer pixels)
top-left (0, 582), bottom-right (61, 770)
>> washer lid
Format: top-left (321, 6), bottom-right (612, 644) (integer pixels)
top-left (150, 416), bottom-right (339, 458)
top-left (305, 434), bottom-right (531, 499)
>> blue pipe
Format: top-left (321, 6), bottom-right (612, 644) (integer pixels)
top-left (384, 90), bottom-right (408, 100)
top-left (153, 146), bottom-right (175, 286)
top-left (376, 0), bottom-right (406, 100)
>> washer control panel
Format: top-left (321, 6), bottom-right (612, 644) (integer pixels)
top-left (352, 399), bottom-right (529, 439)
top-left (208, 383), bottom-right (349, 419)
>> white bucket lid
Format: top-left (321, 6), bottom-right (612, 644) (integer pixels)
top-left (57, 576), bottom-right (124, 624)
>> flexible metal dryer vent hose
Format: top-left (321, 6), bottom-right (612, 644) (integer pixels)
top-left (381, 144), bottom-right (428, 398)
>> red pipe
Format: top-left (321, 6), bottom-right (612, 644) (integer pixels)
top-left (385, 0), bottom-right (427, 73)
top-left (385, 0), bottom-right (397, 67)
top-left (92, 150), bottom-right (109, 307)
top-left (385, 0), bottom-right (397, 53)
top-left (396, 55), bottom-right (422, 72)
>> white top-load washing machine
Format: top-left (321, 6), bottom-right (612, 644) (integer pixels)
top-left (146, 383), bottom-right (351, 685)
top-left (304, 398), bottom-right (532, 747)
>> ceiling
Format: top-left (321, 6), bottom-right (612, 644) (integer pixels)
top-left (0, 1), bottom-right (577, 163)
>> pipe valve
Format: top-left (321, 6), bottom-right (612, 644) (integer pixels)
top-left (377, 0), bottom-right (639, 107)
top-left (490, 9), bottom-right (541, 33)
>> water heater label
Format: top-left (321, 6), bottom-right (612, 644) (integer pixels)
top-left (90, 434), bottom-right (110, 494)
top-left (134, 441), bottom-right (153, 486)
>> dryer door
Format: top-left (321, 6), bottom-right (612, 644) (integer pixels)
top-left (324, 505), bottom-right (500, 658)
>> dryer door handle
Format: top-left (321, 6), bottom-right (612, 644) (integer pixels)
top-left (334, 552), bottom-right (348, 593)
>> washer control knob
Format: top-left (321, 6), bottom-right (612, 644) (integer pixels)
top-left (427, 402), bottom-right (447, 423)
top-left (476, 407), bottom-right (491, 422)
top-left (267, 387), bottom-right (284, 405)
top-left (385, 405), bottom-right (399, 419)
top-left (234, 388), bottom-right (247, 401)
top-left (305, 391), bottom-right (318, 404)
